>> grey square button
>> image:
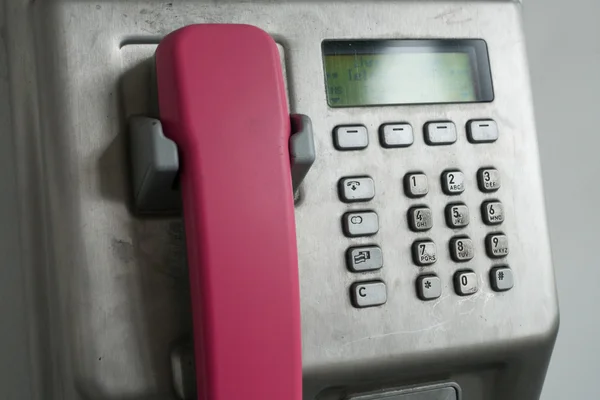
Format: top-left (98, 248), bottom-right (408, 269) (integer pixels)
top-left (486, 233), bottom-right (509, 258)
top-left (449, 237), bottom-right (475, 262)
top-left (343, 211), bottom-right (379, 237)
top-left (490, 267), bottom-right (514, 291)
top-left (467, 120), bottom-right (499, 143)
top-left (379, 123), bottom-right (414, 148)
top-left (404, 173), bottom-right (428, 198)
top-left (441, 170), bottom-right (465, 195)
top-left (445, 203), bottom-right (469, 228)
top-left (339, 177), bottom-right (375, 202)
top-left (412, 240), bottom-right (437, 266)
top-left (351, 281), bottom-right (387, 308)
top-left (454, 271), bottom-right (478, 296)
top-left (482, 201), bottom-right (505, 225)
top-left (477, 168), bottom-right (501, 192)
top-left (424, 121), bottom-right (457, 145)
top-left (346, 246), bottom-right (383, 272)
top-left (334, 125), bottom-right (368, 150)
top-left (417, 275), bottom-right (442, 300)
top-left (408, 206), bottom-right (433, 232)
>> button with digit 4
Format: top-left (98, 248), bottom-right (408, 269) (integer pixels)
top-left (441, 170), bottom-right (465, 195)
top-left (445, 203), bottom-right (469, 228)
top-left (412, 240), bottom-right (437, 266)
top-left (404, 172), bottom-right (428, 198)
top-left (454, 271), bottom-right (478, 296)
top-left (481, 200), bottom-right (505, 225)
top-left (477, 168), bottom-right (501, 193)
top-left (449, 237), bottom-right (475, 262)
top-left (408, 206), bottom-right (433, 232)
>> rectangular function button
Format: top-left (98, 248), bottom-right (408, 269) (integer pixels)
top-left (343, 211), bottom-right (379, 237)
top-left (482, 201), bottom-right (505, 225)
top-left (468, 120), bottom-right (499, 143)
top-left (490, 267), bottom-right (514, 291)
top-left (333, 125), bottom-right (369, 150)
top-left (477, 168), bottom-right (501, 192)
top-left (346, 246), bottom-right (383, 272)
top-left (441, 170), bottom-right (465, 195)
top-left (454, 271), bottom-right (478, 296)
top-left (445, 203), bottom-right (470, 228)
top-left (417, 275), bottom-right (442, 300)
top-left (404, 173), bottom-right (428, 198)
top-left (408, 206), bottom-right (433, 232)
top-left (339, 177), bottom-right (375, 202)
top-left (351, 281), bottom-right (387, 308)
top-left (379, 123), bottom-right (414, 148)
top-left (450, 237), bottom-right (475, 262)
top-left (486, 233), bottom-right (509, 258)
top-left (412, 240), bottom-right (437, 266)
top-left (425, 121), bottom-right (457, 145)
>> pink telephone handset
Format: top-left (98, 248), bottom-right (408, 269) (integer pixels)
top-left (155, 24), bottom-right (302, 400)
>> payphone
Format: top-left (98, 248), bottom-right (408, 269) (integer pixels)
top-left (0, 1), bottom-right (558, 400)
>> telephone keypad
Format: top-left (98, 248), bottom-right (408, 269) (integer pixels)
top-left (445, 203), bottom-right (470, 228)
top-left (441, 170), bottom-right (465, 195)
top-left (339, 177), bottom-right (375, 203)
top-left (486, 233), bottom-right (509, 258)
top-left (343, 211), bottom-right (379, 237)
top-left (490, 267), bottom-right (514, 292)
top-left (351, 281), bottom-right (387, 308)
top-left (333, 125), bottom-right (369, 150)
top-left (346, 246), bottom-right (383, 272)
top-left (454, 271), bottom-right (478, 296)
top-left (481, 200), bottom-right (505, 225)
top-left (449, 237), bottom-right (475, 262)
top-left (477, 168), bottom-right (501, 192)
top-left (408, 206), bottom-right (433, 232)
top-left (417, 275), bottom-right (442, 300)
top-left (424, 121), bottom-right (457, 145)
top-left (404, 173), bottom-right (429, 198)
top-left (412, 240), bottom-right (437, 266)
top-left (379, 123), bottom-right (414, 148)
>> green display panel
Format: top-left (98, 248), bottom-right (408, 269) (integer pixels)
top-left (322, 40), bottom-right (494, 107)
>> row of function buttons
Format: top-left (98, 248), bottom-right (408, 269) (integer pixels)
top-left (334, 120), bottom-right (499, 150)
top-left (342, 201), bottom-right (504, 238)
top-left (340, 169), bottom-right (500, 203)
top-left (351, 267), bottom-right (514, 308)
top-left (346, 233), bottom-right (508, 272)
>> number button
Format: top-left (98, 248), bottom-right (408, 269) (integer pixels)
top-left (485, 233), bottom-right (509, 258)
top-left (454, 271), bottom-right (478, 296)
top-left (412, 240), bottom-right (437, 266)
top-left (339, 177), bottom-right (375, 203)
top-left (342, 211), bottom-right (379, 237)
top-left (481, 200), bottom-right (505, 225)
top-left (404, 173), bottom-right (428, 198)
top-left (445, 203), bottom-right (469, 228)
top-left (449, 237), bottom-right (475, 262)
top-left (417, 275), bottom-right (442, 300)
top-left (441, 170), bottom-right (465, 195)
top-left (477, 168), bottom-right (501, 193)
top-left (408, 206), bottom-right (433, 232)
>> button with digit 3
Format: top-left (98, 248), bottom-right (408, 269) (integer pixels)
top-left (477, 168), bottom-right (501, 193)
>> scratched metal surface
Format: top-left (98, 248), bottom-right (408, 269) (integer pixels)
top-left (1, 1), bottom-right (557, 399)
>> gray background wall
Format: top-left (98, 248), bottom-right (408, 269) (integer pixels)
top-left (523, 0), bottom-right (600, 398)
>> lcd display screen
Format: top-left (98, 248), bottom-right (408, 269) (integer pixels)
top-left (322, 39), bottom-right (494, 107)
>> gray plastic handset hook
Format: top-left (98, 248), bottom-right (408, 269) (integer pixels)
top-left (129, 114), bottom-right (315, 214)
top-left (290, 114), bottom-right (316, 194)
